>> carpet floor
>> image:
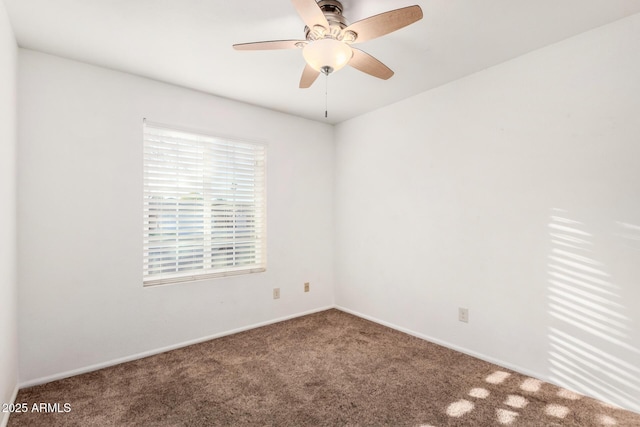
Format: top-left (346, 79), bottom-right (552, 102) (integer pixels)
top-left (8, 309), bottom-right (640, 426)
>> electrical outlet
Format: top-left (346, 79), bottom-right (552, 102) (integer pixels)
top-left (304, 282), bottom-right (310, 292)
top-left (273, 288), bottom-right (280, 299)
top-left (458, 307), bottom-right (469, 323)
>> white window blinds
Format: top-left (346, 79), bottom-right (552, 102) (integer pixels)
top-left (143, 121), bottom-right (266, 286)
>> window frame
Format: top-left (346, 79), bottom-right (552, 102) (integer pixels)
top-left (142, 119), bottom-right (267, 287)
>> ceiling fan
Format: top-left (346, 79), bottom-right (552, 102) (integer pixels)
top-left (233, 0), bottom-right (423, 88)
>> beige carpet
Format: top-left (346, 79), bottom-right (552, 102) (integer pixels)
top-left (8, 309), bottom-right (640, 426)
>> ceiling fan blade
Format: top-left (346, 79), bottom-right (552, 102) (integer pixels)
top-left (233, 40), bottom-right (305, 51)
top-left (291, 0), bottom-right (329, 30)
top-left (299, 64), bottom-right (320, 88)
top-left (345, 5), bottom-right (423, 44)
top-left (349, 48), bottom-right (394, 80)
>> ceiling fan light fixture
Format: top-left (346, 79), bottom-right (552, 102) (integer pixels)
top-left (302, 38), bottom-right (353, 74)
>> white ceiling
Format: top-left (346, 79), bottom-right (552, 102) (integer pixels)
top-left (5, 0), bottom-right (640, 124)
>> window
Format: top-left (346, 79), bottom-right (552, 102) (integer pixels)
top-left (143, 120), bottom-right (266, 286)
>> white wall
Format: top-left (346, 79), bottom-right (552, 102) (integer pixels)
top-left (13, 9), bottom-right (640, 415)
top-left (0, 0), bottom-right (18, 425)
top-left (17, 49), bottom-right (334, 384)
top-left (335, 14), bottom-right (640, 412)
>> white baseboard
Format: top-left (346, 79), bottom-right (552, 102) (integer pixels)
top-left (20, 305), bottom-right (334, 389)
top-left (0, 385), bottom-right (19, 427)
top-left (334, 305), bottom-right (639, 415)
top-left (335, 306), bottom-right (548, 376)
top-left (334, 305), bottom-right (542, 375)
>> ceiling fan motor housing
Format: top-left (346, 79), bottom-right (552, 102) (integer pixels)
top-left (304, 0), bottom-right (356, 43)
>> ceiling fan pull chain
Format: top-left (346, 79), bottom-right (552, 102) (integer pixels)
top-left (325, 73), bottom-right (328, 119)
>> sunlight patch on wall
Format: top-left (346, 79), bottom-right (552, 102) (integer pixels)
top-left (615, 222), bottom-right (640, 251)
top-left (546, 209), bottom-right (640, 412)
